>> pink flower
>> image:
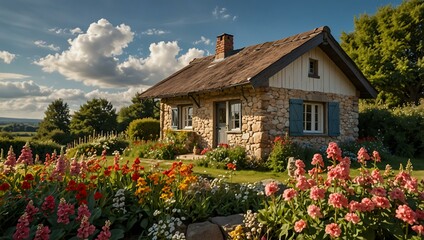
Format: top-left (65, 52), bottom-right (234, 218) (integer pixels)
top-left (372, 196), bottom-right (390, 209)
top-left (389, 188), bottom-right (406, 203)
top-left (307, 179), bottom-right (317, 187)
top-left (357, 147), bottom-right (370, 164)
top-left (77, 203), bottom-right (91, 221)
top-left (405, 178), bottom-right (418, 193)
top-left (326, 142), bottom-right (342, 161)
top-left (372, 150), bottom-right (381, 162)
top-left (310, 186), bottom-right (325, 201)
top-left (77, 216), bottom-right (96, 239)
top-left (294, 167), bottom-right (305, 176)
top-left (345, 213), bottom-right (360, 224)
top-left (294, 219), bottom-right (307, 233)
top-left (16, 142), bottom-right (33, 165)
top-left (282, 188), bottom-right (298, 201)
top-left (307, 204), bottom-right (322, 219)
top-left (34, 224), bottom-right (50, 240)
top-left (360, 198), bottom-right (375, 212)
top-left (13, 213), bottom-right (30, 240)
top-left (70, 158), bottom-right (81, 176)
top-left (265, 181), bottom-right (280, 196)
top-left (311, 153), bottom-right (324, 167)
top-left (328, 193), bottom-right (348, 209)
top-left (394, 171), bottom-right (411, 186)
top-left (42, 195), bottom-right (55, 216)
top-left (96, 220), bottom-right (112, 240)
top-left (371, 169), bottom-right (383, 184)
top-left (412, 225), bottom-right (424, 236)
top-left (57, 198), bottom-right (75, 225)
top-left (3, 146), bottom-right (16, 174)
top-left (349, 200), bottom-right (362, 212)
top-left (296, 176), bottom-right (310, 191)
top-left (25, 200), bottom-right (39, 222)
top-left (295, 159), bottom-right (305, 169)
top-left (395, 205), bottom-right (416, 225)
top-left (325, 223), bottom-right (341, 238)
top-left (370, 187), bottom-right (386, 197)
top-left (327, 159), bottom-right (350, 182)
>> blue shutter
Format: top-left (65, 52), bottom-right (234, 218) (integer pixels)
top-left (289, 99), bottom-right (303, 136)
top-left (328, 102), bottom-right (340, 136)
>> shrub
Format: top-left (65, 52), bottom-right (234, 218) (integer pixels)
top-left (267, 135), bottom-right (299, 172)
top-left (66, 136), bottom-right (129, 158)
top-left (126, 118), bottom-right (160, 141)
top-left (198, 145), bottom-right (249, 170)
top-left (164, 130), bottom-right (197, 154)
top-left (0, 139), bottom-right (61, 161)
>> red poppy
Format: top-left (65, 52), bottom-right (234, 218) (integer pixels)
top-left (94, 191), bottom-right (103, 200)
top-left (21, 181), bottom-right (31, 190)
top-left (0, 182), bottom-right (10, 191)
top-left (24, 173), bottom-right (34, 181)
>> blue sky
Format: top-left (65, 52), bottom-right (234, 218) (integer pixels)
top-left (0, 0), bottom-right (402, 119)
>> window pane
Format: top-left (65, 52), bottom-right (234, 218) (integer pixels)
top-left (230, 102), bottom-right (241, 130)
top-left (171, 108), bottom-right (178, 129)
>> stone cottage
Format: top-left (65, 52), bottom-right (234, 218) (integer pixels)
top-left (139, 26), bottom-right (377, 160)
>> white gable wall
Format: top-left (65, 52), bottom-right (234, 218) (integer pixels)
top-left (269, 47), bottom-right (357, 96)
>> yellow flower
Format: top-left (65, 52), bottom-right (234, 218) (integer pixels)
top-left (229, 225), bottom-right (245, 239)
top-left (148, 173), bottom-right (160, 185)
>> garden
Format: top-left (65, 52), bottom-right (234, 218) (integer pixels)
top-left (0, 135), bottom-right (423, 239)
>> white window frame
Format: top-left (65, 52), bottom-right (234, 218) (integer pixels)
top-left (182, 105), bottom-right (193, 129)
top-left (229, 101), bottom-right (241, 131)
top-left (303, 102), bottom-right (324, 134)
top-left (171, 108), bottom-right (179, 129)
top-left (308, 58), bottom-right (319, 78)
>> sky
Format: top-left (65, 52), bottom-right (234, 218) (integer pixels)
top-left (0, 0), bottom-right (403, 119)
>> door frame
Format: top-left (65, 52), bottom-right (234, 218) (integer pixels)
top-left (214, 101), bottom-right (228, 147)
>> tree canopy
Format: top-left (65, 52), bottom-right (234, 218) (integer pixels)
top-left (36, 99), bottom-right (71, 144)
top-left (70, 98), bottom-right (117, 137)
top-left (117, 93), bottom-right (159, 132)
top-left (341, 0), bottom-right (424, 106)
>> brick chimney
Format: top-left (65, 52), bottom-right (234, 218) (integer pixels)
top-left (215, 33), bottom-right (233, 60)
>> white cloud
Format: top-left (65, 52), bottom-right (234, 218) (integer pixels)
top-left (35, 18), bottom-right (204, 88)
top-left (0, 80), bottom-right (51, 98)
top-left (0, 50), bottom-right (16, 64)
top-left (49, 27), bottom-right (83, 35)
top-left (70, 27), bottom-right (83, 35)
top-left (212, 6), bottom-right (237, 21)
top-left (0, 73), bottom-right (30, 80)
top-left (142, 28), bottom-right (169, 35)
top-left (34, 40), bottom-right (60, 51)
top-left (194, 36), bottom-right (212, 45)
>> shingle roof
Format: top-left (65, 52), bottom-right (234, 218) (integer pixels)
top-left (140, 26), bottom-right (377, 99)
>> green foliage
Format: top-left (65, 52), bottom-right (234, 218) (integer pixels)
top-left (36, 99), bottom-right (71, 143)
top-left (70, 98), bottom-right (117, 138)
top-left (117, 94), bottom-right (159, 132)
top-left (0, 132), bottom-right (14, 140)
top-left (198, 145), bottom-right (249, 170)
top-left (341, 0), bottom-right (424, 106)
top-left (1, 123), bottom-right (37, 132)
top-left (359, 102), bottom-right (424, 157)
top-left (164, 130), bottom-right (197, 154)
top-left (0, 139), bottom-right (61, 160)
top-left (267, 135), bottom-right (299, 172)
top-left (126, 118), bottom-right (160, 141)
top-left (66, 136), bottom-right (129, 158)
top-left (339, 137), bottom-right (392, 164)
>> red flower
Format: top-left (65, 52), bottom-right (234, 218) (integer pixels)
top-left (94, 192), bottom-right (103, 200)
top-left (131, 172), bottom-right (140, 181)
top-left (104, 168), bottom-right (111, 177)
top-left (134, 157), bottom-right (140, 164)
top-left (42, 195), bottom-right (55, 215)
top-left (0, 182), bottom-right (10, 191)
top-left (90, 175), bottom-right (98, 181)
top-left (226, 163), bottom-right (236, 171)
top-left (21, 181), bottom-right (31, 190)
top-left (24, 173), bottom-right (34, 181)
top-left (66, 180), bottom-right (77, 191)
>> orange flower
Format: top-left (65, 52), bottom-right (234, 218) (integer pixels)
top-left (148, 173), bottom-right (160, 185)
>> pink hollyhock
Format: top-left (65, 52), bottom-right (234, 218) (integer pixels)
top-left (328, 193), bottom-right (348, 209)
top-left (395, 205), bottom-right (416, 225)
top-left (349, 200), bottom-right (362, 212)
top-left (307, 204), bottom-right (322, 219)
top-left (370, 187), bottom-right (386, 197)
top-left (311, 153), bottom-right (324, 167)
top-left (34, 224), bottom-right (50, 240)
top-left (295, 159), bottom-right (305, 169)
top-left (42, 195), bottom-right (55, 216)
top-left (70, 158), bottom-right (81, 176)
top-left (294, 219), bottom-right (307, 233)
top-left (345, 213), bottom-right (360, 224)
top-left (96, 220), bottom-right (112, 240)
top-left (394, 171), bottom-right (411, 186)
top-left (405, 178), bottom-right (418, 193)
top-left (326, 142), bottom-right (342, 161)
top-left (307, 179), bottom-right (317, 187)
top-left (77, 203), bottom-right (91, 221)
top-left (13, 213), bottom-right (30, 240)
top-left (310, 186), bottom-right (325, 201)
top-left (357, 147), bottom-right (370, 164)
top-left (25, 200), bottom-right (39, 222)
top-left (361, 198), bottom-right (375, 212)
top-left (294, 167), bottom-right (305, 176)
top-left (412, 225), bottom-right (424, 236)
top-left (296, 176), bottom-right (310, 191)
top-left (77, 216), bottom-right (96, 239)
top-left (57, 198), bottom-right (75, 224)
top-left (389, 188), bottom-right (406, 203)
top-left (16, 142), bottom-right (33, 165)
top-left (264, 181), bottom-right (279, 196)
top-left (372, 196), bottom-right (390, 209)
top-left (325, 223), bottom-right (341, 238)
top-left (3, 146), bottom-right (16, 174)
top-left (371, 169), bottom-right (383, 184)
top-left (282, 188), bottom-right (298, 201)
top-left (372, 150), bottom-right (381, 162)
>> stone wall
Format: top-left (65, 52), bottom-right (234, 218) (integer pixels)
top-left (160, 86), bottom-right (359, 160)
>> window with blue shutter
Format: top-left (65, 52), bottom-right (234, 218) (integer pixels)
top-left (328, 102), bottom-right (340, 136)
top-left (289, 99), bottom-right (304, 136)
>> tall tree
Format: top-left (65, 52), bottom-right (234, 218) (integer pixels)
top-left (341, 0), bottom-right (424, 106)
top-left (36, 99), bottom-right (71, 143)
top-left (117, 93), bottom-right (159, 132)
top-left (70, 98), bottom-right (117, 138)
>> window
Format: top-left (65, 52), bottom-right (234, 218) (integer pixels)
top-left (229, 101), bottom-right (241, 130)
top-left (308, 59), bottom-right (319, 78)
top-left (303, 103), bottom-right (324, 133)
top-left (171, 108), bottom-right (178, 129)
top-left (182, 106), bottom-right (193, 129)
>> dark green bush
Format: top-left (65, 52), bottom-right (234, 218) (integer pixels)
top-left (198, 145), bottom-right (249, 170)
top-left (359, 103), bottom-right (424, 157)
top-left (164, 130), bottom-right (197, 154)
top-left (0, 139), bottom-right (61, 161)
top-left (267, 135), bottom-right (299, 172)
top-left (127, 118), bottom-right (159, 141)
